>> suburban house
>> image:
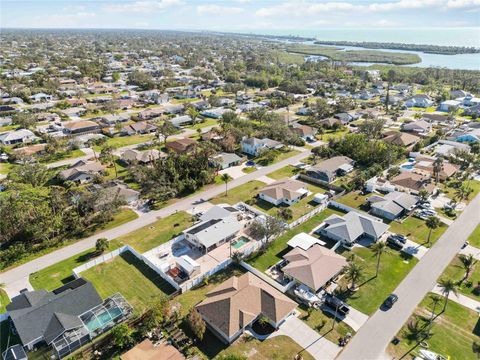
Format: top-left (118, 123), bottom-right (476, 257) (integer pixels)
top-left (183, 205), bottom-right (242, 253)
top-left (120, 121), bottom-right (157, 136)
top-left (240, 137), bottom-right (283, 156)
top-left (201, 107), bottom-right (231, 119)
top-left (121, 149), bottom-right (163, 164)
top-left (5, 278), bottom-right (132, 359)
top-left (63, 120), bottom-right (101, 136)
top-left (29, 92), bottom-right (53, 102)
top-left (305, 156), bottom-right (354, 183)
top-left (0, 129), bottom-right (37, 145)
top-left (58, 160), bottom-right (105, 183)
top-left (365, 176), bottom-right (397, 193)
top-left (210, 152), bottom-right (242, 169)
top-left (258, 179), bottom-right (309, 206)
top-left (291, 124), bottom-right (317, 141)
top-left (318, 117), bottom-right (342, 128)
top-left (170, 115), bottom-right (192, 128)
top-left (318, 211), bottom-right (389, 248)
top-left (12, 143), bottom-right (47, 158)
top-left (382, 131), bottom-right (420, 148)
top-left (195, 272), bottom-right (297, 344)
top-left (413, 157), bottom-right (460, 182)
top-left (401, 120), bottom-right (432, 135)
top-left (282, 243), bottom-right (347, 293)
top-left (166, 137), bottom-right (197, 154)
top-left (367, 191), bottom-right (418, 220)
top-left (404, 94), bottom-right (434, 108)
top-left (390, 172), bottom-right (436, 195)
top-left (137, 108), bottom-right (163, 120)
top-left (453, 128), bottom-right (480, 143)
top-left (99, 113), bottom-right (130, 126)
top-left (91, 183), bottom-right (140, 206)
top-left (431, 140), bottom-right (470, 157)
top-left (438, 100), bottom-right (461, 112)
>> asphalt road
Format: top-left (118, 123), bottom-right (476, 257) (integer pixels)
top-left (0, 150), bottom-right (311, 296)
top-left (337, 193), bottom-right (480, 360)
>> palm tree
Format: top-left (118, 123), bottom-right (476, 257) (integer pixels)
top-left (400, 319), bottom-right (433, 359)
top-left (459, 254), bottom-right (477, 283)
top-left (220, 173), bottom-right (232, 195)
top-left (371, 241), bottom-right (390, 278)
top-left (418, 189), bottom-right (430, 203)
top-left (187, 107), bottom-right (200, 125)
top-left (343, 262), bottom-right (363, 291)
top-left (437, 278), bottom-right (459, 313)
top-left (425, 216), bottom-right (441, 246)
top-left (432, 157), bottom-right (443, 184)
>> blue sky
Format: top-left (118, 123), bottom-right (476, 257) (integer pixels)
top-left (1, 0), bottom-right (479, 31)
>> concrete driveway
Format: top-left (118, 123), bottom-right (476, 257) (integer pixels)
top-left (321, 305), bottom-right (369, 332)
top-left (219, 163), bottom-right (248, 179)
top-left (271, 314), bottom-right (341, 360)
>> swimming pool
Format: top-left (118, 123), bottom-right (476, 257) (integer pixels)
top-left (232, 236), bottom-right (250, 249)
top-left (401, 164), bottom-right (414, 170)
top-left (85, 307), bottom-right (123, 332)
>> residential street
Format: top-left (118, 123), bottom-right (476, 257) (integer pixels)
top-left (0, 150), bottom-right (311, 297)
top-left (337, 193), bottom-right (480, 360)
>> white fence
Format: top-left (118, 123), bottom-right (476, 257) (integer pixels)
top-left (180, 258), bottom-right (232, 292)
top-left (142, 235), bottom-right (184, 260)
top-left (288, 202), bottom-right (328, 229)
top-left (240, 261), bottom-right (295, 294)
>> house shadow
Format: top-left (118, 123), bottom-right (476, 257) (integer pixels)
top-left (473, 317), bottom-right (480, 337)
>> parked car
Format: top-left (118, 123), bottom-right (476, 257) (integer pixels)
top-left (386, 236), bottom-right (404, 250)
top-left (421, 209), bottom-right (437, 216)
top-left (419, 202), bottom-right (433, 210)
top-left (388, 234), bottom-right (407, 244)
top-left (382, 293), bottom-right (398, 309)
top-left (324, 294), bottom-right (350, 315)
top-left (246, 160), bottom-right (255, 166)
top-left (462, 241), bottom-right (469, 249)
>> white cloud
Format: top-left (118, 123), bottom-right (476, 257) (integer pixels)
top-left (197, 4), bottom-right (244, 15)
top-left (31, 12), bottom-right (96, 28)
top-left (256, 1), bottom-right (358, 17)
top-left (446, 0), bottom-right (480, 8)
top-left (368, 0), bottom-right (444, 12)
top-left (104, 0), bottom-right (183, 13)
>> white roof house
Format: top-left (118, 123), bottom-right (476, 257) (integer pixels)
top-left (287, 232), bottom-right (325, 251)
top-left (0, 129), bottom-right (37, 145)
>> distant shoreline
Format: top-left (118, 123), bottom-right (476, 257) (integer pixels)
top-left (313, 40), bottom-right (479, 55)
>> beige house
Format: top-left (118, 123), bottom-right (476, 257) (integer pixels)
top-left (282, 244), bottom-right (347, 293)
top-left (196, 273), bottom-right (297, 344)
top-left (258, 178), bottom-right (309, 206)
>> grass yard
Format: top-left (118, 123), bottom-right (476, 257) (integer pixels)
top-left (336, 191), bottom-right (370, 210)
top-left (441, 255), bottom-right (480, 301)
top-left (214, 335), bottom-right (314, 360)
top-left (188, 118), bottom-right (218, 130)
top-left (468, 224), bottom-right (480, 248)
top-left (254, 195), bottom-right (321, 223)
top-left (319, 128), bottom-right (349, 142)
top-left (210, 180), bottom-right (265, 205)
top-left (387, 294), bottom-right (480, 360)
top-left (39, 149), bottom-right (85, 164)
top-left (0, 162), bottom-right (16, 175)
top-left (247, 208), bottom-right (343, 272)
top-left (267, 165), bottom-right (299, 180)
top-left (94, 134), bottom-right (155, 151)
top-left (298, 304), bottom-right (355, 344)
top-left (389, 216), bottom-right (448, 246)
top-left (257, 149), bottom-right (301, 166)
top-left (336, 247), bottom-right (418, 315)
top-left (85, 208), bottom-right (139, 235)
top-left (440, 180), bottom-right (480, 204)
top-left (0, 289), bottom-right (10, 314)
top-left (29, 211), bottom-right (191, 290)
top-left (81, 251), bottom-right (176, 315)
top-left (242, 166), bottom-right (257, 174)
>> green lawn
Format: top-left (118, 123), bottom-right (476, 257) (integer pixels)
top-left (298, 304), bottom-right (355, 344)
top-left (336, 247), bottom-right (418, 315)
top-left (389, 216), bottom-right (448, 246)
top-left (388, 294), bottom-right (480, 360)
top-left (0, 289), bottom-right (10, 314)
top-left (29, 211), bottom-right (191, 290)
top-left (247, 208), bottom-right (343, 272)
top-left (254, 195), bottom-right (322, 223)
top-left (468, 224), bottom-right (480, 248)
top-left (214, 335), bottom-right (314, 360)
top-left (93, 134), bottom-right (155, 151)
top-left (39, 149), bottom-right (85, 164)
top-left (336, 191), bottom-right (370, 210)
top-left (85, 208), bottom-right (139, 235)
top-left (319, 128), bottom-right (349, 142)
top-left (210, 180), bottom-right (265, 205)
top-left (440, 180), bottom-right (480, 204)
top-left (242, 166), bottom-right (257, 174)
top-left (442, 255), bottom-right (480, 301)
top-left (257, 149), bottom-right (301, 166)
top-left (187, 118), bottom-right (218, 130)
top-left (81, 251), bottom-right (176, 315)
top-left (0, 162), bottom-right (16, 175)
top-left (267, 165), bottom-right (299, 180)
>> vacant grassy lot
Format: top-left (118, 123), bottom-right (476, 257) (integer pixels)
top-left (336, 191), bottom-right (370, 210)
top-left (214, 335), bottom-right (314, 360)
top-left (442, 255), bottom-right (480, 301)
top-left (85, 208), bottom-right (139, 235)
top-left (468, 224), bottom-right (480, 248)
top-left (39, 149), bottom-right (85, 164)
top-left (247, 208), bottom-right (343, 272)
top-left (210, 180), bottom-right (265, 205)
top-left (29, 211), bottom-right (191, 290)
top-left (389, 216), bottom-right (448, 246)
top-left (267, 165), bottom-right (299, 180)
top-left (318, 128), bottom-right (350, 142)
top-left (0, 290), bottom-right (10, 313)
top-left (94, 134), bottom-right (156, 151)
top-left (388, 294), bottom-right (480, 360)
top-left (336, 247), bottom-right (418, 315)
top-left (82, 251), bottom-right (176, 315)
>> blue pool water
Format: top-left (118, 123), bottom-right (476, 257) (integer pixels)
top-left (85, 307), bottom-right (123, 332)
top-left (232, 236), bottom-right (250, 249)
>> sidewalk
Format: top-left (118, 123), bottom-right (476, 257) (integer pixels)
top-left (432, 284), bottom-right (480, 313)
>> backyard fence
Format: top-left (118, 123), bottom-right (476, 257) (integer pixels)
top-left (288, 202), bottom-right (328, 229)
top-left (180, 258), bottom-right (232, 292)
top-left (328, 200), bottom-right (357, 214)
top-left (240, 261), bottom-right (295, 294)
